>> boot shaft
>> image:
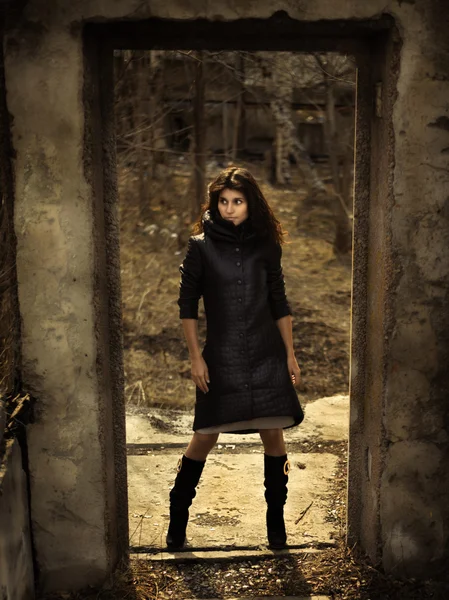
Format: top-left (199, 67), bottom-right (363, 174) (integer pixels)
top-left (263, 453), bottom-right (290, 506)
top-left (169, 454), bottom-right (206, 508)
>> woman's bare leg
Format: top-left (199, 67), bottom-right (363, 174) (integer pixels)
top-left (185, 432), bottom-right (219, 461)
top-left (259, 428), bottom-right (287, 456)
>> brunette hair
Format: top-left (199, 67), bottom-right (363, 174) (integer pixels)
top-left (191, 166), bottom-right (288, 245)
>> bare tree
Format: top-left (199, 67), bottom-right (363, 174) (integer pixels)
top-left (315, 54), bottom-right (354, 253)
top-left (231, 53), bottom-right (246, 161)
top-left (191, 51), bottom-right (207, 221)
top-left (114, 50), bottom-right (167, 216)
top-left (135, 51), bottom-right (151, 214)
top-left (114, 48), bottom-right (355, 253)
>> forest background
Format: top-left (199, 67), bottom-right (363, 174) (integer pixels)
top-left (114, 49), bottom-right (355, 414)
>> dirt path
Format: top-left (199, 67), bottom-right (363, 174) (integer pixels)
top-left (126, 394), bottom-right (349, 552)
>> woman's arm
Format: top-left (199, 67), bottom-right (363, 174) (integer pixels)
top-left (276, 314), bottom-right (301, 387)
top-left (267, 242), bottom-right (301, 387)
top-left (177, 237), bottom-right (203, 319)
top-left (181, 319), bottom-right (210, 393)
top-left (177, 238), bottom-right (210, 393)
top-left (266, 242), bottom-right (292, 321)
top-left (181, 318), bottom-right (202, 360)
top-left (275, 314), bottom-right (295, 358)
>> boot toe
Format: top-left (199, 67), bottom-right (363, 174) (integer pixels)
top-left (166, 532), bottom-right (185, 550)
top-left (267, 532), bottom-right (287, 549)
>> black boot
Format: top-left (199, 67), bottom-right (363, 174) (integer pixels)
top-left (166, 454), bottom-right (205, 549)
top-left (263, 453), bottom-right (290, 549)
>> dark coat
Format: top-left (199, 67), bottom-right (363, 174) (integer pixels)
top-left (177, 208), bottom-right (304, 433)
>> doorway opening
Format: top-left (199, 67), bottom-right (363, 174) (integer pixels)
top-left (83, 13), bottom-right (396, 560)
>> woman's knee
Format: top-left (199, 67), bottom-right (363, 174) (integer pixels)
top-left (193, 432), bottom-right (219, 450)
top-left (185, 432), bottom-right (218, 461)
top-left (259, 428), bottom-right (283, 444)
top-left (259, 428), bottom-right (285, 454)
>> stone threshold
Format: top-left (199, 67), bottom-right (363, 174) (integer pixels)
top-left (130, 546), bottom-right (327, 563)
top-left (200, 597), bottom-right (330, 600)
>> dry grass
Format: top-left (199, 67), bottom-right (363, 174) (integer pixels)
top-left (48, 547), bottom-right (447, 600)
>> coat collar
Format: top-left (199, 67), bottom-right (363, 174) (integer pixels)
top-left (202, 208), bottom-right (258, 243)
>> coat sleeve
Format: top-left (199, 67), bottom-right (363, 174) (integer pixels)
top-left (266, 242), bottom-right (292, 321)
top-left (177, 237), bottom-right (204, 319)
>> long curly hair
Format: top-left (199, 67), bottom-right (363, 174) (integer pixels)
top-left (191, 166), bottom-right (288, 245)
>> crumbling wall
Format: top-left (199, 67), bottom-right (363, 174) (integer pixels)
top-left (2, 0), bottom-right (449, 593)
top-left (378, 0), bottom-right (449, 576)
top-left (0, 10), bottom-right (21, 402)
top-left (0, 11), bottom-right (35, 599)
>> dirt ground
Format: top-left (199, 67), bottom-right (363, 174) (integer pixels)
top-left (119, 158), bottom-right (351, 411)
top-left (126, 394), bottom-right (349, 551)
top-left (41, 440), bottom-right (449, 600)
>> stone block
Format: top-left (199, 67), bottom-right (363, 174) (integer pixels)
top-left (380, 441), bottom-right (449, 578)
top-left (0, 439), bottom-right (35, 599)
top-left (384, 365), bottom-right (447, 442)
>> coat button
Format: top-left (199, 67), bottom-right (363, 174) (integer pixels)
top-left (244, 383), bottom-right (249, 389)
top-left (237, 279), bottom-right (242, 284)
top-left (235, 247), bottom-right (240, 252)
top-left (238, 297), bottom-right (242, 302)
top-left (239, 332), bottom-right (244, 337)
top-left (236, 261), bottom-right (241, 266)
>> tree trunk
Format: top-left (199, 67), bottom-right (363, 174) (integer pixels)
top-left (192, 50), bottom-right (206, 221)
top-left (267, 52), bottom-right (326, 193)
top-left (323, 73), bottom-right (352, 254)
top-left (275, 127), bottom-right (285, 184)
top-left (136, 52), bottom-right (150, 217)
top-left (148, 50), bottom-right (166, 180)
top-left (325, 83), bottom-right (341, 196)
top-left (231, 54), bottom-right (245, 161)
top-left (222, 101), bottom-right (229, 161)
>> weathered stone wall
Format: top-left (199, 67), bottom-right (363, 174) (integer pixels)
top-left (379, 0), bottom-right (449, 574)
top-left (4, 19), bottom-right (128, 593)
top-left (0, 13), bottom-right (34, 598)
top-left (0, 439), bottom-right (35, 600)
top-left (2, 0), bottom-right (449, 592)
top-left (0, 11), bottom-right (21, 402)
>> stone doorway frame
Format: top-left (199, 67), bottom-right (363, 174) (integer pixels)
top-left (83, 11), bottom-right (397, 565)
top-left (5, 12), bottom-right (400, 592)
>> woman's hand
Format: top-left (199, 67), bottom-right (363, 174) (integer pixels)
top-left (287, 354), bottom-right (302, 388)
top-left (191, 356), bottom-right (210, 393)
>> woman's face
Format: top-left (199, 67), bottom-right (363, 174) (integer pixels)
top-left (217, 187), bottom-right (249, 225)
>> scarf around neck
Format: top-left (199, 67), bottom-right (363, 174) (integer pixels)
top-left (202, 208), bottom-right (259, 243)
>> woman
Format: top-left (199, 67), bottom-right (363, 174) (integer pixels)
top-left (167, 166), bottom-right (304, 550)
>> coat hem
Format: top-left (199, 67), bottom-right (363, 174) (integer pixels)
top-left (193, 412), bottom-right (304, 435)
